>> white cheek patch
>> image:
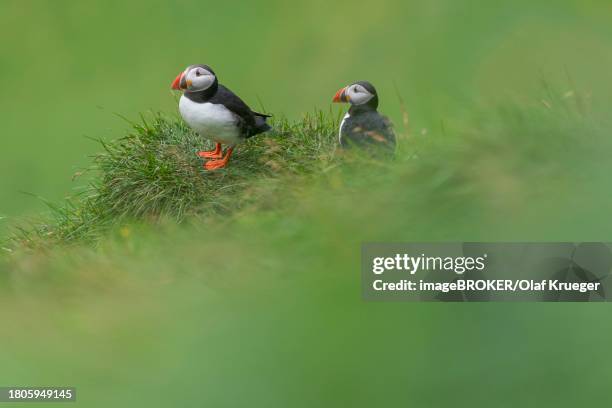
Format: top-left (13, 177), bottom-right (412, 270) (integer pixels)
top-left (191, 74), bottom-right (215, 91)
top-left (351, 90), bottom-right (374, 106)
top-left (186, 68), bottom-right (215, 91)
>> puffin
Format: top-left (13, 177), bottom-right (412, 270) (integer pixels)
top-left (171, 64), bottom-right (272, 170)
top-left (332, 81), bottom-right (396, 155)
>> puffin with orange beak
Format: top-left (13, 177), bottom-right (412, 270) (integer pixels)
top-left (333, 81), bottom-right (395, 155)
top-left (171, 64), bottom-right (272, 170)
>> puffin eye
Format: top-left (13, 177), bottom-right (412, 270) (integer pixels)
top-left (195, 71), bottom-right (202, 77)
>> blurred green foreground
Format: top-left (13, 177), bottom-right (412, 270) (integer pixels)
top-left (1, 1), bottom-right (612, 407)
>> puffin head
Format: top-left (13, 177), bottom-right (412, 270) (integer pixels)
top-left (171, 65), bottom-right (217, 92)
top-left (333, 81), bottom-right (379, 110)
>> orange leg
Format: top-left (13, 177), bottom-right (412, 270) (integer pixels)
top-left (205, 146), bottom-right (235, 170)
top-left (197, 143), bottom-right (222, 159)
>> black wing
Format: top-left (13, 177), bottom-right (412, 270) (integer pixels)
top-left (210, 85), bottom-right (271, 137)
top-left (341, 111), bottom-right (396, 153)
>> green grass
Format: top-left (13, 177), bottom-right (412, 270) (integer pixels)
top-left (2, 88), bottom-right (612, 406)
top-left (8, 110), bottom-right (340, 247)
top-left (4, 0), bottom-right (612, 221)
top-left (3, 1), bottom-right (612, 405)
top-left (11, 80), bottom-right (606, 250)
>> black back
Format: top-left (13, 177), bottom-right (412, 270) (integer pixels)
top-left (341, 110), bottom-right (396, 153)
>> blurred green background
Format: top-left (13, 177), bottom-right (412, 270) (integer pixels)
top-left (2, 1), bottom-right (612, 407)
top-left (2, 0), bottom-right (612, 222)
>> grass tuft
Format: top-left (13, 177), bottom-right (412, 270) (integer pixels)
top-left (8, 110), bottom-right (340, 247)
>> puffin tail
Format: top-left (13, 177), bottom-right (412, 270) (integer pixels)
top-left (254, 112), bottom-right (272, 133)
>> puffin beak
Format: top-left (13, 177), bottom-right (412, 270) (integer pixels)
top-left (171, 73), bottom-right (184, 90)
top-left (333, 87), bottom-right (349, 103)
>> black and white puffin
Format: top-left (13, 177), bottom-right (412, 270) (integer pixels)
top-left (171, 64), bottom-right (272, 170)
top-left (332, 81), bottom-right (395, 155)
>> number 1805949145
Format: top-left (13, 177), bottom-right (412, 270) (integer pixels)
top-left (6, 388), bottom-right (75, 401)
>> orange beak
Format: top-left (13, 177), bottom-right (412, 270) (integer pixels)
top-left (171, 72), bottom-right (184, 90)
top-left (333, 87), bottom-right (349, 103)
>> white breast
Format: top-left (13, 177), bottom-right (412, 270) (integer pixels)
top-left (339, 113), bottom-right (350, 143)
top-left (179, 96), bottom-right (242, 145)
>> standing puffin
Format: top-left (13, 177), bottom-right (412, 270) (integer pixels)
top-left (171, 64), bottom-right (272, 170)
top-left (332, 81), bottom-right (395, 155)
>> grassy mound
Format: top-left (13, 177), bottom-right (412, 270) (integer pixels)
top-left (8, 87), bottom-right (612, 250)
top-left (6, 87), bottom-right (610, 252)
top-left (9, 111), bottom-right (340, 247)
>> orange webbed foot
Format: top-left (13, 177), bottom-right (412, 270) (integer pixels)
top-left (198, 151), bottom-right (223, 159)
top-left (197, 143), bottom-right (223, 159)
top-left (203, 146), bottom-right (235, 171)
top-left (204, 159), bottom-right (229, 170)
